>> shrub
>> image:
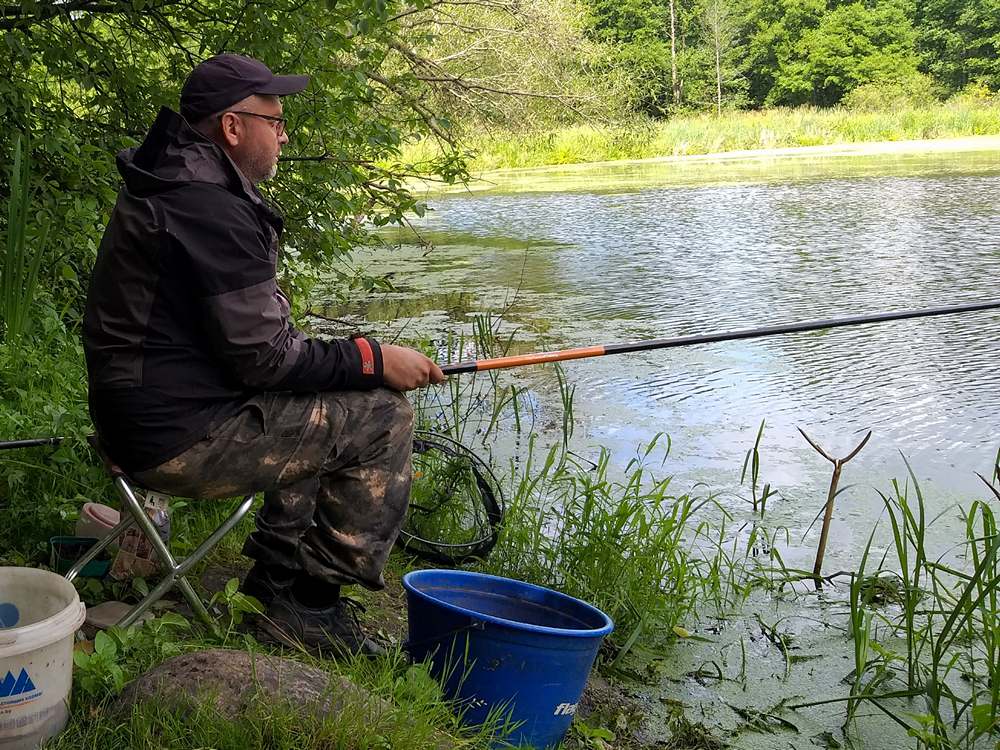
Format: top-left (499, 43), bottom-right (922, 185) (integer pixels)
top-left (842, 73), bottom-right (942, 111)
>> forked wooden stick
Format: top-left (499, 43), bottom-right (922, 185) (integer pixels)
top-left (799, 428), bottom-right (872, 587)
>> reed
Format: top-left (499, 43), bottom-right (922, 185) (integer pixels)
top-left (1, 134), bottom-right (48, 342)
top-left (795, 467), bottom-right (1000, 748)
top-left (399, 100), bottom-right (1000, 171)
top-left (480, 436), bottom-right (729, 653)
top-left (740, 419), bottom-right (774, 514)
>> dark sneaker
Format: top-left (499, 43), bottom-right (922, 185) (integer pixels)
top-left (259, 590), bottom-right (386, 658)
top-left (240, 563), bottom-right (295, 610)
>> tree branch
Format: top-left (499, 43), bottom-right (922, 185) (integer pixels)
top-left (388, 0), bottom-right (514, 24)
top-left (2, 0), bottom-right (185, 31)
top-left (365, 69), bottom-right (454, 143)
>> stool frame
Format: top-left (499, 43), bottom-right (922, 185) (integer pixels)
top-left (65, 476), bottom-right (254, 631)
top-left (2, 435), bottom-right (254, 631)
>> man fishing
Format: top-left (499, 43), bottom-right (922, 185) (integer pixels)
top-left (83, 53), bottom-right (445, 656)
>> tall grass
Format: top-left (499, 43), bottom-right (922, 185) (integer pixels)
top-left (482, 436), bottom-right (712, 651)
top-left (410, 318), bottom-right (768, 654)
top-left (1, 134), bottom-right (48, 342)
top-left (0, 313), bottom-right (102, 564)
top-left (821, 466), bottom-right (1000, 748)
top-left (49, 613), bottom-right (506, 750)
top-left (400, 99), bottom-right (1000, 171)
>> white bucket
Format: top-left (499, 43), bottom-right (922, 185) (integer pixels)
top-left (0, 568), bottom-right (86, 749)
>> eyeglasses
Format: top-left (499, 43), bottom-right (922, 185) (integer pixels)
top-left (226, 110), bottom-right (287, 136)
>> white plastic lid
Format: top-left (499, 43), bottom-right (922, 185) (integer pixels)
top-left (83, 502), bottom-right (120, 527)
top-left (0, 568), bottom-right (87, 658)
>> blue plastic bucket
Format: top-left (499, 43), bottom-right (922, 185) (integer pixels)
top-left (402, 570), bottom-right (613, 749)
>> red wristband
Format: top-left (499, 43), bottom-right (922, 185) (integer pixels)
top-left (354, 337), bottom-right (375, 376)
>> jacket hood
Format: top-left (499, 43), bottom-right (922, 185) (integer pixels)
top-left (116, 107), bottom-right (263, 206)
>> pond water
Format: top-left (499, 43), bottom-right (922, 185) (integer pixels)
top-left (311, 148), bottom-right (1000, 748)
top-left (316, 148), bottom-right (1000, 576)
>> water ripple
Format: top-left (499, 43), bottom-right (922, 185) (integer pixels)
top-left (349, 164), bottom-right (1000, 519)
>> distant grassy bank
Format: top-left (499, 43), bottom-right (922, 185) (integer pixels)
top-left (403, 99), bottom-right (1000, 172)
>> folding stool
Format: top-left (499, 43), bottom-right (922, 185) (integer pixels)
top-left (65, 436), bottom-right (255, 630)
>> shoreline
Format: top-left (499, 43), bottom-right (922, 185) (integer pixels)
top-left (476, 134), bottom-right (1000, 176)
top-left (405, 134), bottom-right (1000, 195)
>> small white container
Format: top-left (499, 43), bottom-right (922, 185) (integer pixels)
top-left (75, 503), bottom-right (120, 550)
top-left (0, 567), bottom-right (86, 749)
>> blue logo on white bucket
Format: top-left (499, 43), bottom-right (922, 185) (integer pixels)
top-left (0, 602), bottom-right (18, 628)
top-left (0, 669), bottom-right (40, 702)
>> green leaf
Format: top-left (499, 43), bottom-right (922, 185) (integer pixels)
top-left (972, 703), bottom-right (996, 735)
top-left (94, 630), bottom-right (117, 658)
top-left (156, 612), bottom-right (191, 629)
top-left (109, 663), bottom-right (126, 692)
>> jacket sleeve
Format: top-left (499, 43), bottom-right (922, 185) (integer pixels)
top-left (165, 189), bottom-right (384, 392)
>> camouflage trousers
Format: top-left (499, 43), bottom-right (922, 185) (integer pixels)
top-left (133, 388), bottom-right (414, 590)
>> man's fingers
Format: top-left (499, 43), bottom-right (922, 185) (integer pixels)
top-left (429, 362), bottom-right (447, 384)
top-left (379, 343), bottom-right (447, 390)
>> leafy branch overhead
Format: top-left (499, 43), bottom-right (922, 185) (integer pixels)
top-left (2, 0), bottom-right (587, 318)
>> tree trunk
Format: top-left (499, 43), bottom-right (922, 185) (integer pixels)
top-left (669, 0), bottom-right (680, 105)
top-left (715, 21), bottom-right (722, 116)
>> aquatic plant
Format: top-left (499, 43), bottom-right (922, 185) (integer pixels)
top-left (482, 435), bottom-right (717, 652)
top-left (740, 419), bottom-right (774, 515)
top-left (795, 465), bottom-right (1000, 748)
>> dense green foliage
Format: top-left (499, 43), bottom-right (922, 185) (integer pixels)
top-left (0, 0), bottom-right (495, 564)
top-left (1, 0), bottom-right (481, 334)
top-left (0, 306), bottom-right (103, 556)
top-left (581, 0), bottom-right (999, 115)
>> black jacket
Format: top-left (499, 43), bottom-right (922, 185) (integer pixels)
top-left (83, 107), bottom-right (384, 472)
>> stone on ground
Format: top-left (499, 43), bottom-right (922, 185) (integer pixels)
top-left (116, 648), bottom-right (382, 720)
top-left (116, 649), bottom-right (456, 748)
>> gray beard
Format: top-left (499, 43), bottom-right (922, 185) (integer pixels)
top-left (240, 153), bottom-right (278, 185)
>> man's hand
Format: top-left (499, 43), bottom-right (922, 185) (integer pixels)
top-left (380, 344), bottom-right (447, 391)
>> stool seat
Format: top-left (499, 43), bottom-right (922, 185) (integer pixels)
top-left (66, 436), bottom-right (255, 632)
top-left (86, 434), bottom-right (125, 478)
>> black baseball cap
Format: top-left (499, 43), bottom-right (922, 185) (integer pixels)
top-left (180, 53), bottom-right (309, 123)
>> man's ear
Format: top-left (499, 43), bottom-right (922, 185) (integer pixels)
top-left (218, 112), bottom-right (242, 148)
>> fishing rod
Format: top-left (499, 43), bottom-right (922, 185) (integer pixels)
top-left (0, 437), bottom-right (63, 451)
top-left (440, 299), bottom-right (1000, 376)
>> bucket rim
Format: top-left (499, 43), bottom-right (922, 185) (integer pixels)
top-left (402, 569), bottom-right (614, 638)
top-left (0, 566), bottom-right (87, 658)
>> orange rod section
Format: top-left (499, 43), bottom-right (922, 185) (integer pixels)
top-left (473, 345), bottom-right (606, 371)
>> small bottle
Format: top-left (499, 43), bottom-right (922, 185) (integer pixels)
top-left (110, 491), bottom-right (171, 581)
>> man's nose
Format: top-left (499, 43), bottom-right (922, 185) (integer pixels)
top-left (278, 130), bottom-right (289, 147)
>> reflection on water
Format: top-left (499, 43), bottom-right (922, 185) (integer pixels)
top-left (427, 141), bottom-right (1000, 196)
top-left (316, 291), bottom-right (480, 323)
top-left (314, 150), bottom-right (1000, 569)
